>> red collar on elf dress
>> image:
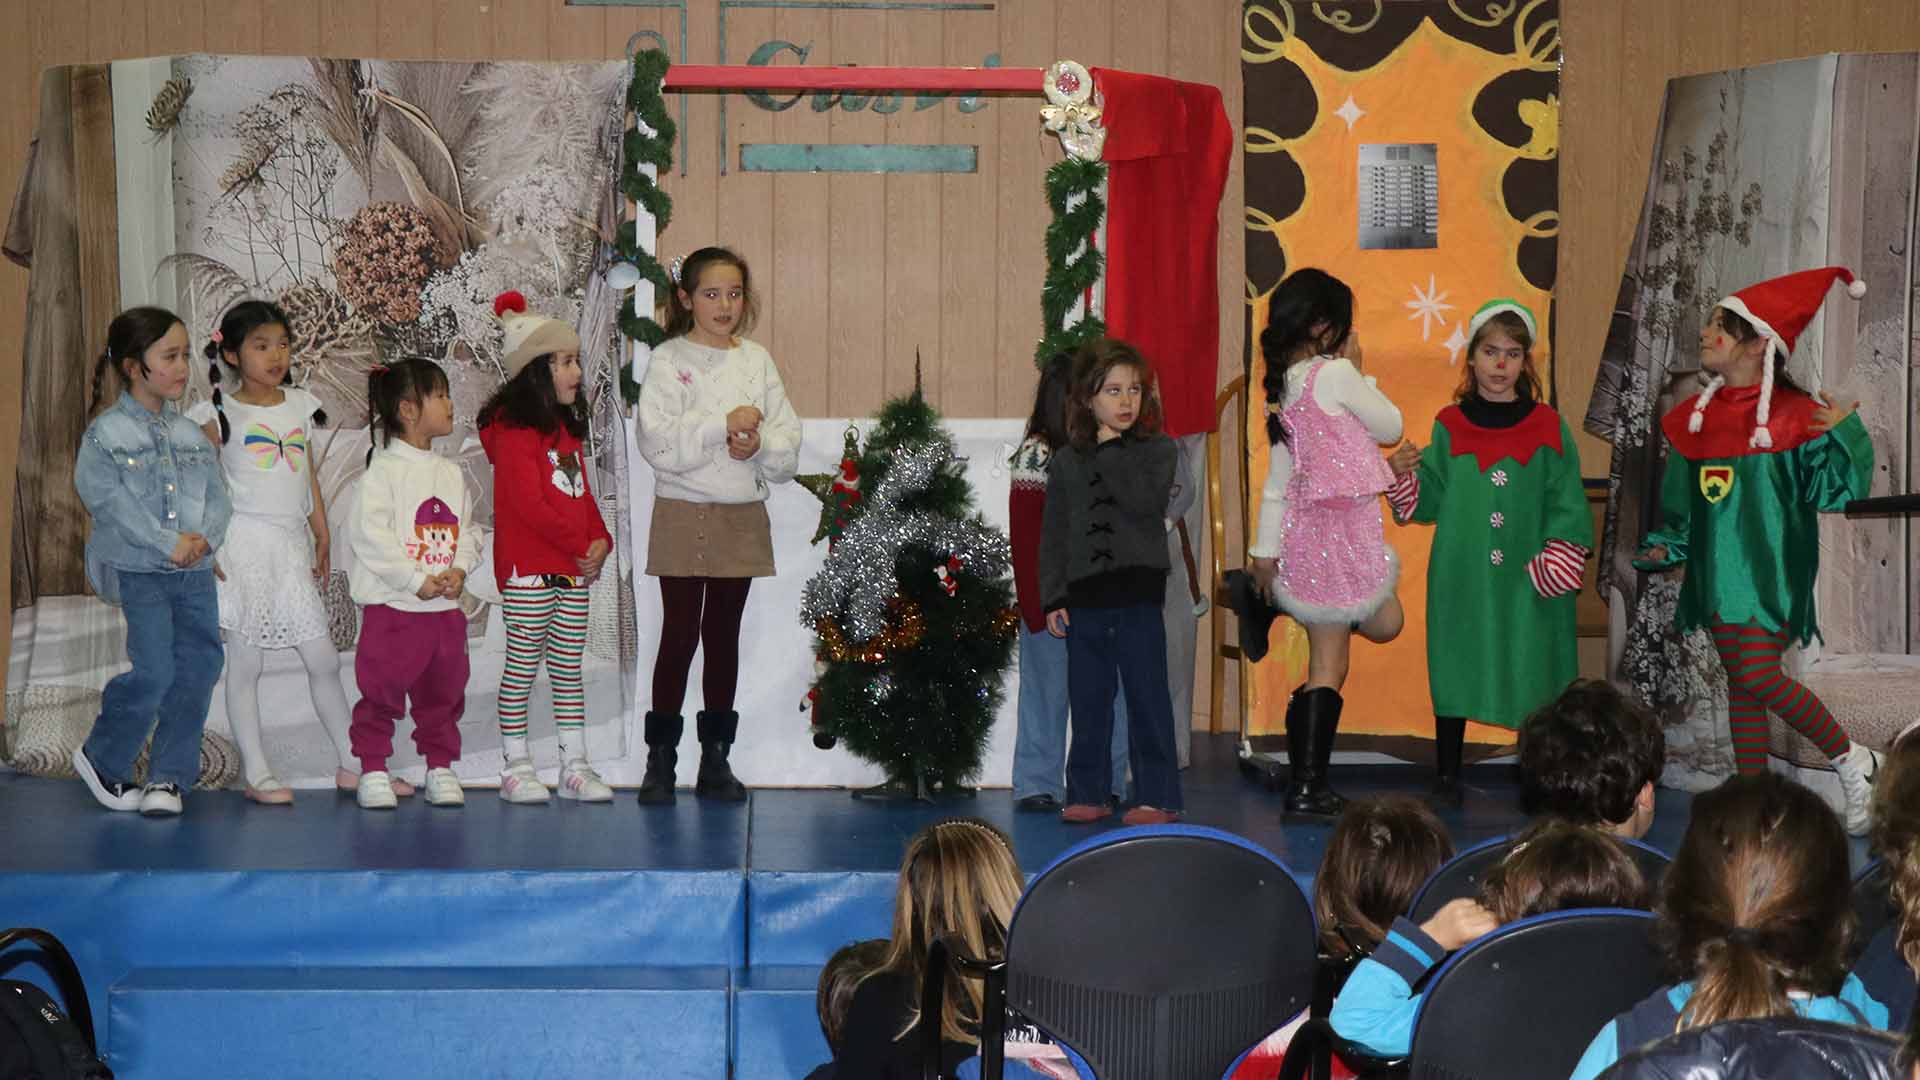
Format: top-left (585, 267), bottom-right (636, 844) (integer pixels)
top-left (1661, 383), bottom-right (1819, 460)
top-left (1437, 402), bottom-right (1564, 472)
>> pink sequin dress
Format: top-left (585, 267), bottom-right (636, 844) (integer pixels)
top-left (1271, 361), bottom-right (1399, 624)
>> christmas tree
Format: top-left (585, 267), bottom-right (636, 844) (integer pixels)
top-left (799, 373), bottom-right (1018, 799)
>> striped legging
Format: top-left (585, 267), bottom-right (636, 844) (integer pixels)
top-left (1711, 620), bottom-right (1850, 774)
top-left (498, 582), bottom-right (590, 743)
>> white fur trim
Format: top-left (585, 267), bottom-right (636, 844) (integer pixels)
top-left (1467, 301), bottom-right (1537, 343)
top-left (1715, 297), bottom-right (1784, 354)
top-left (1270, 549), bottom-right (1400, 626)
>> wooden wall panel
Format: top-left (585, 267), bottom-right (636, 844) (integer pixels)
top-left (768, 5), bottom-right (832, 419)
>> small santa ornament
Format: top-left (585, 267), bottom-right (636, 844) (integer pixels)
top-left (933, 554), bottom-right (963, 597)
top-left (1690, 266), bottom-right (1866, 449)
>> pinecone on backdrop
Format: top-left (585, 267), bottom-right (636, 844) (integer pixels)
top-left (278, 281), bottom-right (377, 427)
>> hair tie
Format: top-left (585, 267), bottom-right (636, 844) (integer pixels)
top-left (1723, 926), bottom-right (1760, 947)
top-left (668, 255), bottom-right (685, 286)
top-left (370, 363), bottom-right (390, 374)
top-left (210, 329), bottom-right (224, 345)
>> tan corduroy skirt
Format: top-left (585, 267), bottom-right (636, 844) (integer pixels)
top-left (645, 497), bottom-right (777, 578)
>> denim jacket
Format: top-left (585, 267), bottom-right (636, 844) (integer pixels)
top-left (75, 392), bottom-right (232, 603)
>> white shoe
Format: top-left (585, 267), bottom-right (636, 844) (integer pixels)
top-left (357, 770), bottom-right (398, 810)
top-left (1836, 742), bottom-right (1882, 837)
top-left (556, 759), bottom-right (614, 803)
top-left (73, 747), bottom-right (142, 811)
top-left (499, 759), bottom-right (551, 805)
top-left (424, 767), bottom-right (465, 807)
top-left (138, 783), bottom-right (183, 817)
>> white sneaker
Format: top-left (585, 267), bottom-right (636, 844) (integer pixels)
top-left (424, 767), bottom-right (465, 807)
top-left (499, 759), bottom-right (551, 805)
top-left (1835, 742), bottom-right (1882, 837)
top-left (138, 783), bottom-right (183, 817)
top-left (357, 770), bottom-right (398, 810)
top-left (556, 759), bottom-right (614, 803)
top-left (73, 747), bottom-right (142, 812)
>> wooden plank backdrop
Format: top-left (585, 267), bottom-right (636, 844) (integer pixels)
top-left (1, 0), bottom-right (1916, 724)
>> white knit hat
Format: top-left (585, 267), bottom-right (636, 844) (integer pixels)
top-left (493, 291), bottom-right (581, 379)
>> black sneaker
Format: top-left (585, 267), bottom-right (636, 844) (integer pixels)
top-left (72, 747), bottom-right (142, 811)
top-left (1016, 793), bottom-right (1060, 813)
top-left (139, 783), bottom-right (184, 817)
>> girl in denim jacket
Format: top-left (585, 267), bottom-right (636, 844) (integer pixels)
top-left (71, 307), bottom-right (232, 816)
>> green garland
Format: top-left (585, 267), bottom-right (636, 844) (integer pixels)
top-left (1035, 156), bottom-right (1108, 366)
top-left (614, 48), bottom-right (677, 405)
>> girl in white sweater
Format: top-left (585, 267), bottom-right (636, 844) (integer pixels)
top-left (635, 247), bottom-right (801, 804)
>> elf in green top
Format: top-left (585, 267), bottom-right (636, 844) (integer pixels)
top-left (1387, 299), bottom-right (1591, 805)
top-left (1633, 266), bottom-right (1879, 835)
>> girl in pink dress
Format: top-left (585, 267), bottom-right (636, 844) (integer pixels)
top-left (1249, 269), bottom-right (1407, 820)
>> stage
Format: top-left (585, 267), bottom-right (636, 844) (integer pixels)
top-left (0, 736), bottom-right (1722, 1079)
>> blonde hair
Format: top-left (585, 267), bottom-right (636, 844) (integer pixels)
top-left (870, 818), bottom-right (1024, 1046)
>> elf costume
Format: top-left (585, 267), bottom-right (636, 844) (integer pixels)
top-left (1387, 300), bottom-right (1590, 798)
top-left (1633, 266), bottom-right (1879, 835)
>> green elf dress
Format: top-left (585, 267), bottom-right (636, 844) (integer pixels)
top-left (1388, 396), bottom-right (1591, 730)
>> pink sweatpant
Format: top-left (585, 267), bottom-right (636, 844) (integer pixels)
top-left (352, 605), bottom-right (469, 772)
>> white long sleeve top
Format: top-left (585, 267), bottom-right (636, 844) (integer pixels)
top-left (636, 336), bottom-right (802, 504)
top-left (349, 439), bottom-right (485, 612)
top-left (1248, 356), bottom-right (1404, 559)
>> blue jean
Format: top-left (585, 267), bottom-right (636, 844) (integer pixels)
top-left (84, 569), bottom-right (223, 789)
top-left (1065, 605), bottom-right (1182, 810)
top-left (1013, 626), bottom-right (1129, 801)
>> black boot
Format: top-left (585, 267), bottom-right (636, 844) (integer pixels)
top-left (636, 711), bottom-right (682, 805)
top-left (1428, 716), bottom-right (1466, 808)
top-left (1283, 687), bottom-right (1346, 821)
top-left (695, 710), bottom-right (748, 801)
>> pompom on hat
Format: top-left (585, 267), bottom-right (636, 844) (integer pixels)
top-left (1690, 267), bottom-right (1865, 449)
top-left (493, 290), bottom-right (581, 380)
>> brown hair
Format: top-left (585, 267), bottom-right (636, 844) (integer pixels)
top-left (1518, 679), bottom-right (1666, 828)
top-left (90, 306), bottom-right (186, 416)
top-left (1455, 310), bottom-right (1544, 403)
top-left (1314, 797), bottom-right (1454, 960)
top-left (1873, 732), bottom-right (1920, 978)
top-left (817, 938), bottom-right (889, 1052)
top-left (1712, 305), bottom-right (1804, 394)
top-left (663, 246), bottom-right (758, 339)
top-left (1063, 338), bottom-right (1163, 449)
top-left (868, 818), bottom-right (1024, 1047)
top-left (1661, 772), bottom-right (1853, 1031)
top-left (1478, 821), bottom-right (1649, 923)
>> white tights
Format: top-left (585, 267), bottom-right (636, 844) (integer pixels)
top-left (225, 636), bottom-right (354, 786)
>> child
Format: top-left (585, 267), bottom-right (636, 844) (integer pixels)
top-left (1570, 771), bottom-right (1889, 1079)
top-left (1516, 678), bottom-right (1665, 839)
top-left (836, 818), bottom-right (1024, 1079)
top-left (1330, 820), bottom-right (1649, 1057)
top-left (185, 300), bottom-right (377, 805)
top-left (634, 247), bottom-right (800, 804)
top-left (346, 358), bottom-right (481, 810)
top-left (809, 937), bottom-right (890, 1077)
top-left (1039, 338), bottom-right (1183, 825)
top-left (1008, 352), bottom-right (1129, 814)
top-left (1314, 796), bottom-right (1456, 969)
top-left (1248, 268), bottom-right (1405, 819)
top-left (1867, 727), bottom-right (1920, 1032)
top-left (71, 307), bottom-right (232, 817)
top-left (1633, 268), bottom-right (1878, 834)
top-left (1386, 299), bottom-right (1590, 804)
top-left (478, 291), bottom-right (614, 805)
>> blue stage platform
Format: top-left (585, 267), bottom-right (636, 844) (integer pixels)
top-left (0, 736), bottom-right (1722, 1078)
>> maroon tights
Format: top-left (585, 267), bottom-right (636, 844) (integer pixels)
top-left (652, 576), bottom-right (752, 714)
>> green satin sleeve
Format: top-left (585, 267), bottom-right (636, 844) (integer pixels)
top-left (1633, 448), bottom-right (1691, 570)
top-left (1796, 411), bottom-right (1874, 512)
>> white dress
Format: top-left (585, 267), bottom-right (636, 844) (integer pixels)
top-left (187, 388), bottom-right (333, 649)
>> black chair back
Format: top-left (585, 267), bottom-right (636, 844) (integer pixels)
top-left (1847, 859), bottom-right (1915, 1026)
top-left (1406, 909), bottom-right (1665, 1080)
top-left (1603, 1017), bottom-right (1902, 1080)
top-left (1407, 835), bottom-right (1669, 923)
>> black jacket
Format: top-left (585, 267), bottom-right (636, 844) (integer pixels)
top-left (1602, 1017), bottom-right (1901, 1080)
top-left (1038, 432), bottom-right (1175, 612)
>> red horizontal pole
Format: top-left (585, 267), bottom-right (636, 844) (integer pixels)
top-left (661, 65), bottom-right (1047, 93)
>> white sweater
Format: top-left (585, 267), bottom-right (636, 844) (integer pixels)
top-left (1248, 357), bottom-right (1403, 560)
top-left (349, 439), bottom-right (485, 612)
top-left (637, 336), bottom-right (802, 504)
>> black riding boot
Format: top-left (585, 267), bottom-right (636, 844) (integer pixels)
top-left (1283, 687), bottom-right (1346, 821)
top-left (1429, 715), bottom-right (1467, 808)
top-left (636, 711), bottom-right (682, 805)
top-left (695, 710), bottom-right (748, 801)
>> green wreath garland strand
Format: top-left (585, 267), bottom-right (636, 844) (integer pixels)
top-left (615, 48), bottom-right (677, 405)
top-left (1035, 156), bottom-right (1108, 366)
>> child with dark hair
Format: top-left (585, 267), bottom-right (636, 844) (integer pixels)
top-left (72, 307), bottom-right (231, 816)
top-left (1330, 820), bottom-right (1649, 1057)
top-left (809, 938), bottom-right (889, 1075)
top-left (186, 299), bottom-right (362, 805)
top-left (1518, 678), bottom-right (1665, 838)
top-left (347, 358), bottom-right (481, 810)
top-left (1313, 796), bottom-right (1456, 967)
top-left (1571, 771), bottom-right (1888, 1079)
top-left (1868, 726), bottom-right (1920, 1052)
top-left (479, 291), bottom-right (613, 805)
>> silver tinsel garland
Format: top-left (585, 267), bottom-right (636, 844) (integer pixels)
top-left (799, 441), bottom-right (1012, 642)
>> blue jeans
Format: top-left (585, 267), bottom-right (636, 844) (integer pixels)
top-left (1065, 605), bottom-right (1182, 811)
top-left (84, 569), bottom-right (223, 789)
top-left (1013, 626), bottom-right (1129, 801)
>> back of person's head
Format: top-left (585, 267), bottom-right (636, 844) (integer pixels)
top-left (1257, 267), bottom-right (1354, 446)
top-left (1873, 729), bottom-right (1920, 980)
top-left (1479, 820), bottom-right (1650, 922)
top-left (878, 818), bottom-right (1024, 1046)
top-left (817, 938), bottom-right (889, 1054)
top-left (1022, 351), bottom-right (1074, 449)
top-left (1661, 771), bottom-right (1853, 1030)
top-left (1519, 679), bottom-right (1665, 836)
top-left (1315, 796), bottom-right (1454, 959)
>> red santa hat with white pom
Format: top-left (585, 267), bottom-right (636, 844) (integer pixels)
top-left (1689, 266), bottom-right (1866, 449)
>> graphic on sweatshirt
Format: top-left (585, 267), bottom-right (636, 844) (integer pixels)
top-left (549, 448), bottom-right (585, 498)
top-left (406, 497), bottom-right (462, 572)
top-left (244, 422), bottom-right (307, 472)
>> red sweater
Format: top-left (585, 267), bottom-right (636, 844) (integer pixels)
top-left (1008, 435), bottom-right (1052, 634)
top-left (480, 420), bottom-right (612, 587)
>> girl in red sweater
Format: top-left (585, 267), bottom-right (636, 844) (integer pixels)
top-left (478, 292), bottom-right (614, 804)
